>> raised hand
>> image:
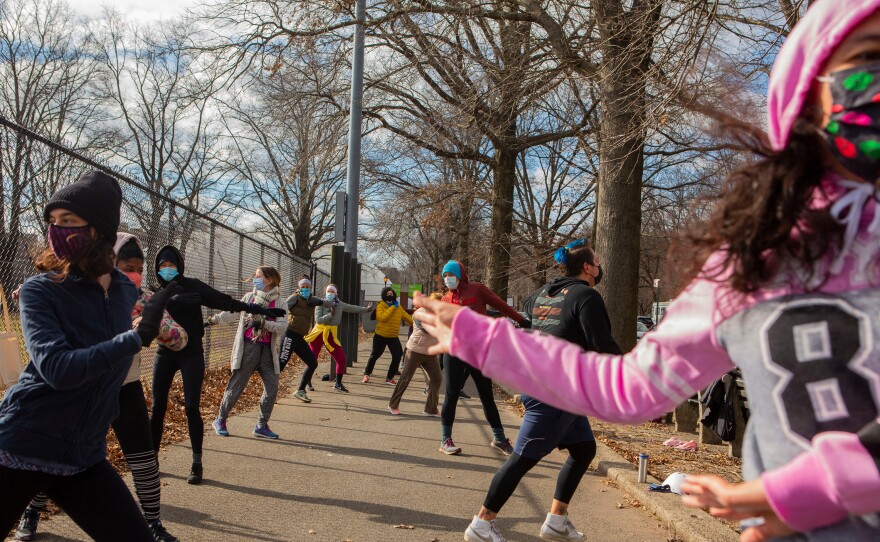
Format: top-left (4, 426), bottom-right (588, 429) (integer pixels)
top-left (136, 283), bottom-right (183, 346)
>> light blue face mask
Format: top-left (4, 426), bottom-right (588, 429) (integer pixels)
top-left (158, 267), bottom-right (179, 282)
top-left (253, 278), bottom-right (265, 291)
top-left (301, 288), bottom-right (311, 298)
top-left (326, 293), bottom-right (336, 301)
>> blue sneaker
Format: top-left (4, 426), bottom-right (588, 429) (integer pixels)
top-left (252, 424), bottom-right (279, 439)
top-left (212, 418), bottom-right (229, 436)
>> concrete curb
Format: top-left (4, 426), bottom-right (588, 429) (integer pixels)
top-left (499, 386), bottom-right (738, 542)
top-left (593, 440), bottom-right (739, 542)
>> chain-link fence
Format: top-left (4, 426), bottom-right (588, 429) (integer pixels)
top-left (0, 116), bottom-right (330, 380)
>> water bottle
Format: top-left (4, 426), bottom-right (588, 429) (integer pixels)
top-left (637, 453), bottom-right (649, 483)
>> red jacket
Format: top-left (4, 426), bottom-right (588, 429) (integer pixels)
top-left (441, 261), bottom-right (525, 323)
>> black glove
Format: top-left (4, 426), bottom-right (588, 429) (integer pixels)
top-left (247, 303), bottom-right (285, 319)
top-left (518, 319), bottom-right (532, 329)
top-left (136, 283), bottom-right (182, 346)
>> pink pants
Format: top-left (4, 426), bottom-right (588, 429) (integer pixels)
top-left (309, 334), bottom-right (347, 375)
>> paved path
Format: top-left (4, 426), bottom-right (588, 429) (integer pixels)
top-left (21, 338), bottom-right (671, 542)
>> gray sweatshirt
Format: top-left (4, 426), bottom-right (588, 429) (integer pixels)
top-left (314, 301), bottom-right (371, 326)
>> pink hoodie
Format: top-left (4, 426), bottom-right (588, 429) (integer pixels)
top-left (450, 2), bottom-right (880, 538)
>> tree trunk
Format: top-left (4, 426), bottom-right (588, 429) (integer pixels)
top-left (594, 0), bottom-right (661, 352)
top-left (486, 144), bottom-right (517, 298)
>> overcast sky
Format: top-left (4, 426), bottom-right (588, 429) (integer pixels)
top-left (68, 0), bottom-right (197, 21)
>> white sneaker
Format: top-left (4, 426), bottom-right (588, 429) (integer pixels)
top-left (539, 513), bottom-right (585, 541)
top-left (464, 516), bottom-right (507, 542)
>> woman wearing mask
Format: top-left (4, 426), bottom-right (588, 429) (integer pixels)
top-left (150, 246), bottom-right (285, 484)
top-left (279, 276), bottom-right (334, 403)
top-left (0, 171), bottom-right (178, 541)
top-left (14, 233), bottom-right (185, 542)
top-left (362, 287), bottom-right (414, 385)
top-left (437, 260), bottom-right (529, 457)
top-left (306, 284), bottom-right (372, 393)
top-left (208, 267), bottom-right (288, 440)
top-left (388, 292), bottom-right (444, 416)
top-left (416, 3), bottom-right (880, 540)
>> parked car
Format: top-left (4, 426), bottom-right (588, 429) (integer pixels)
top-left (637, 315), bottom-right (655, 329)
top-left (637, 320), bottom-right (650, 341)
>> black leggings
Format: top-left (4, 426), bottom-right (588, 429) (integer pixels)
top-left (441, 354), bottom-right (502, 430)
top-left (28, 381), bottom-right (162, 522)
top-left (279, 331), bottom-right (319, 390)
top-left (363, 335), bottom-right (403, 380)
top-left (0, 461), bottom-right (153, 542)
top-left (150, 351), bottom-right (205, 455)
top-left (483, 441), bottom-right (597, 513)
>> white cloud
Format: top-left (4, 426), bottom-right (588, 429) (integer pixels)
top-left (69, 0), bottom-right (196, 22)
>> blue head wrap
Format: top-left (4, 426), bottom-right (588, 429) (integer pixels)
top-left (553, 239), bottom-right (587, 265)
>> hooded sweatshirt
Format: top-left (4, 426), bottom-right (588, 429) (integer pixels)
top-left (522, 276), bottom-right (621, 356)
top-left (446, 3), bottom-right (880, 539)
top-left (154, 244), bottom-right (258, 356)
top-left (441, 260), bottom-right (525, 322)
top-left (114, 233), bottom-right (186, 384)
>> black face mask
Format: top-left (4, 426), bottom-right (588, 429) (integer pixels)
top-left (592, 264), bottom-right (603, 286)
top-left (384, 294), bottom-right (396, 302)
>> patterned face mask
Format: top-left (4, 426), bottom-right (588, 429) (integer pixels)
top-left (821, 61), bottom-right (880, 182)
top-left (47, 224), bottom-right (93, 262)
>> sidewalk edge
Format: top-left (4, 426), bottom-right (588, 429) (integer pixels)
top-left (593, 441), bottom-right (739, 542)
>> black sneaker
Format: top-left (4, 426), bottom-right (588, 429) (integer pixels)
top-left (149, 520), bottom-right (180, 542)
top-left (187, 463), bottom-right (203, 485)
top-left (333, 383), bottom-right (350, 393)
top-left (491, 438), bottom-right (514, 456)
top-left (459, 390), bottom-right (471, 399)
top-left (306, 383), bottom-right (315, 392)
top-left (14, 506), bottom-right (40, 541)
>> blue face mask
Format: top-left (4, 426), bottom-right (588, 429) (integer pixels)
top-left (253, 278), bottom-right (265, 291)
top-left (158, 267), bottom-right (179, 282)
top-left (326, 293), bottom-right (336, 301)
top-left (300, 288), bottom-right (311, 298)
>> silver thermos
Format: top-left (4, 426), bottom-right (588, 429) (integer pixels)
top-left (637, 453), bottom-right (649, 483)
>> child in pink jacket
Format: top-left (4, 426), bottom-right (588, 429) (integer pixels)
top-left (416, 2), bottom-right (880, 541)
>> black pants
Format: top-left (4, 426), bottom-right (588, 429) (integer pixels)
top-left (279, 331), bottom-right (319, 390)
top-left (441, 354), bottom-right (502, 429)
top-left (150, 350), bottom-right (204, 455)
top-left (0, 461), bottom-right (153, 541)
top-left (28, 381), bottom-right (162, 522)
top-left (363, 335), bottom-right (403, 380)
top-left (483, 441), bottom-right (597, 513)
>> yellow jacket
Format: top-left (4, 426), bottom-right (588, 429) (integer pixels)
top-left (375, 301), bottom-right (413, 338)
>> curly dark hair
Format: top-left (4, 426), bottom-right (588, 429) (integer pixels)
top-left (686, 113), bottom-right (844, 293)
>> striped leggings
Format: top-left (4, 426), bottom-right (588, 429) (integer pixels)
top-left (27, 381), bottom-right (162, 522)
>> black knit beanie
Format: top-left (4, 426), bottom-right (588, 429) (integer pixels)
top-left (43, 170), bottom-right (122, 241)
top-left (157, 247), bottom-right (180, 268)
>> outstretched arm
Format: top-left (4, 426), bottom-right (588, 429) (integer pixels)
top-left (414, 277), bottom-right (735, 423)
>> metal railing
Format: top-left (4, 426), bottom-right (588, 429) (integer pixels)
top-left (0, 116), bottom-right (330, 379)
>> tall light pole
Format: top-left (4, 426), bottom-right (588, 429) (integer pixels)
top-left (653, 278), bottom-right (660, 323)
top-left (344, 0), bottom-right (366, 258)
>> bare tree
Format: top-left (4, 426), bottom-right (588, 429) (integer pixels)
top-left (92, 12), bottom-right (232, 260)
top-left (220, 57), bottom-right (348, 261)
top-left (0, 0), bottom-right (101, 284)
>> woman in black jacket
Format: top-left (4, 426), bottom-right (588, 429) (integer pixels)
top-left (0, 171), bottom-right (176, 541)
top-left (149, 245), bottom-right (284, 484)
